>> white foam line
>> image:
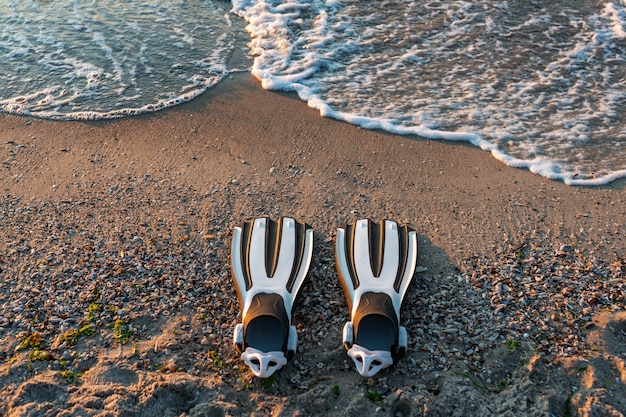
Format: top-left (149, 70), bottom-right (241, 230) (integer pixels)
top-left (255, 66), bottom-right (626, 187)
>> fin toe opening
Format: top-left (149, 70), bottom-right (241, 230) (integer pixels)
top-left (355, 314), bottom-right (396, 352)
top-left (244, 316), bottom-right (286, 353)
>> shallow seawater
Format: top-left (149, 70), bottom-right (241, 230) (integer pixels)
top-left (1, 0), bottom-right (626, 185)
top-left (0, 0), bottom-right (235, 119)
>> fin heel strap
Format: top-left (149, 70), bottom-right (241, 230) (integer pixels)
top-left (241, 347), bottom-right (288, 378)
top-left (347, 344), bottom-right (394, 377)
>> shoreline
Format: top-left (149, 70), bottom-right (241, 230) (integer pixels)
top-left (2, 74), bottom-right (624, 260)
top-left (1, 73), bottom-right (625, 416)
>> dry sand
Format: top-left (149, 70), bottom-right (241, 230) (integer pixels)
top-left (1, 73), bottom-right (625, 417)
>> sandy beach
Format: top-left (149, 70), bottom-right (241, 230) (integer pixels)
top-left (1, 73), bottom-right (625, 416)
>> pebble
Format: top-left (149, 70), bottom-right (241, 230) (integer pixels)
top-left (0, 188), bottom-right (623, 394)
top-left (460, 245), bottom-right (625, 358)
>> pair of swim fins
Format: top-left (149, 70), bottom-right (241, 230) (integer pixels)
top-left (230, 217), bottom-right (418, 378)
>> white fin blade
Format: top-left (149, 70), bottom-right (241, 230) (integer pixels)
top-left (286, 226), bottom-right (314, 307)
top-left (335, 227), bottom-right (356, 306)
top-left (272, 217), bottom-right (297, 289)
top-left (378, 220), bottom-right (400, 284)
top-left (237, 217), bottom-right (314, 324)
top-left (353, 219), bottom-right (401, 292)
top-left (231, 226), bottom-right (249, 303)
top-left (397, 229), bottom-right (418, 302)
top-left (353, 219), bottom-right (378, 285)
top-left (248, 218), bottom-right (270, 284)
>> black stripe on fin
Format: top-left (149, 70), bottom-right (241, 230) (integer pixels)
top-left (285, 219), bottom-right (311, 293)
top-left (344, 222), bottom-right (359, 290)
top-left (240, 219), bottom-right (254, 291)
top-left (264, 217), bottom-right (282, 279)
top-left (368, 219), bottom-right (385, 278)
top-left (393, 224), bottom-right (413, 293)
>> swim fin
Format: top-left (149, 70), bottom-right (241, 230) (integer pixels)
top-left (335, 219), bottom-right (418, 377)
top-left (231, 217), bottom-right (314, 378)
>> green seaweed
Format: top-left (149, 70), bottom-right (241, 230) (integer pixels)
top-left (208, 350), bottom-right (224, 371)
top-left (113, 319), bottom-right (134, 344)
top-left (18, 332), bottom-right (42, 351)
top-left (260, 373), bottom-right (276, 389)
top-left (564, 390), bottom-right (573, 417)
top-left (59, 370), bottom-right (83, 383)
top-left (61, 325), bottom-right (95, 346)
top-left (506, 339), bottom-right (519, 353)
top-left (366, 391), bottom-right (384, 403)
top-left (28, 349), bottom-right (52, 362)
top-left (86, 302), bottom-right (101, 322)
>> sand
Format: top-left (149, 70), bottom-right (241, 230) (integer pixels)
top-left (0, 73), bottom-right (625, 417)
